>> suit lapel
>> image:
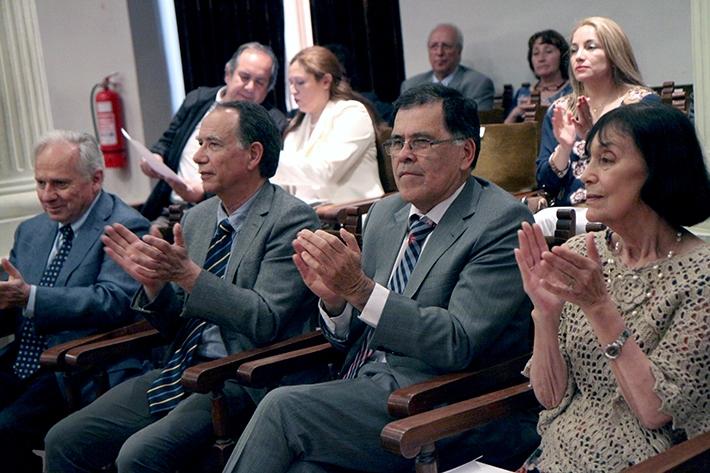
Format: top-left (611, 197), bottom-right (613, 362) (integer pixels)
top-left (55, 192), bottom-right (111, 286)
top-left (403, 178), bottom-right (480, 298)
top-left (27, 219), bottom-right (58, 283)
top-left (446, 65), bottom-right (465, 91)
top-left (190, 199), bottom-right (219, 268)
top-left (373, 203), bottom-right (409, 286)
top-left (224, 184), bottom-right (273, 281)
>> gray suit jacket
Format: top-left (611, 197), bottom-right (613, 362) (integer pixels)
top-left (139, 182), bottom-right (319, 358)
top-left (323, 176), bottom-right (533, 388)
top-left (400, 65), bottom-right (495, 111)
top-left (1, 191), bottom-right (149, 351)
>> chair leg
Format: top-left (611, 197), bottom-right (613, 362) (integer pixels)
top-left (415, 443), bottom-right (439, 473)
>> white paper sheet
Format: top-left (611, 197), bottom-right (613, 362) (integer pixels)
top-left (121, 129), bottom-right (184, 184)
top-left (445, 460), bottom-right (513, 473)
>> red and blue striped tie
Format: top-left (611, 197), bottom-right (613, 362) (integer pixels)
top-left (343, 215), bottom-right (435, 379)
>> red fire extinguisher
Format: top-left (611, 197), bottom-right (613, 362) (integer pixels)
top-left (91, 73), bottom-right (126, 167)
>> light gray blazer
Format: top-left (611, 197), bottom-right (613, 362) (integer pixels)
top-left (323, 176), bottom-right (533, 388)
top-left (400, 65), bottom-right (495, 111)
top-left (140, 182), bottom-right (319, 356)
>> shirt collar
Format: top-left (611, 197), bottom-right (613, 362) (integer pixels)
top-left (59, 190), bottom-right (102, 235)
top-left (408, 182), bottom-right (466, 224)
top-left (217, 184), bottom-right (263, 230)
top-left (432, 67), bottom-right (458, 87)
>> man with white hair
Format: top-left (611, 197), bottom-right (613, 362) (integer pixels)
top-left (401, 23), bottom-right (495, 111)
top-left (0, 130), bottom-right (149, 473)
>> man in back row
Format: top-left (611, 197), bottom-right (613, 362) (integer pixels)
top-left (140, 41), bottom-right (288, 222)
top-left (401, 23), bottom-right (495, 111)
top-left (223, 84), bottom-right (536, 472)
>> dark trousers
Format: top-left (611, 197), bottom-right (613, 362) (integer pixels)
top-left (0, 352), bottom-right (66, 473)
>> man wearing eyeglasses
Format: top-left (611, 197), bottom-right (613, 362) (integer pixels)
top-left (401, 23), bottom-right (495, 111)
top-left (223, 83), bottom-right (537, 473)
top-left (140, 42), bottom-right (288, 223)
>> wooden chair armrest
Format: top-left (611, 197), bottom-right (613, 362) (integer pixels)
top-left (381, 383), bottom-right (536, 459)
top-left (40, 320), bottom-right (155, 369)
top-left (64, 327), bottom-right (165, 367)
top-left (387, 353), bottom-right (530, 417)
top-left (236, 342), bottom-right (343, 388)
top-left (182, 331), bottom-right (325, 393)
top-left (623, 430), bottom-right (710, 473)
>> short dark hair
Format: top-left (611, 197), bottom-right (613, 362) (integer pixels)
top-left (393, 83), bottom-right (481, 167)
top-left (215, 101), bottom-right (281, 178)
top-left (585, 102), bottom-right (710, 227)
top-left (527, 29), bottom-right (569, 80)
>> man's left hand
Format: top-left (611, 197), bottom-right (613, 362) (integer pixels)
top-left (0, 258), bottom-right (30, 309)
top-left (293, 229), bottom-right (374, 311)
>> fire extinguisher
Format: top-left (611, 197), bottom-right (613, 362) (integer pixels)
top-left (91, 73), bottom-right (126, 167)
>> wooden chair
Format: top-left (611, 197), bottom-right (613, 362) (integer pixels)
top-left (382, 382), bottom-right (710, 473)
top-left (655, 81), bottom-right (692, 115)
top-left (479, 108), bottom-right (506, 125)
top-left (474, 121), bottom-right (539, 194)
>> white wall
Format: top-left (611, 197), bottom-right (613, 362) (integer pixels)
top-left (400, 0), bottom-right (693, 92)
top-left (34, 0), bottom-right (171, 206)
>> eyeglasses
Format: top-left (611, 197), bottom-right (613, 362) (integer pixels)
top-left (382, 137), bottom-right (462, 157)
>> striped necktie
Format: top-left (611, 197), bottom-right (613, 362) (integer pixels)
top-left (13, 225), bottom-right (74, 379)
top-left (146, 218), bottom-right (234, 414)
top-left (343, 215), bottom-right (436, 379)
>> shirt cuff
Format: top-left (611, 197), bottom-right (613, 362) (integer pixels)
top-left (319, 301), bottom-right (353, 338)
top-left (23, 285), bottom-right (37, 318)
top-left (358, 282), bottom-right (389, 328)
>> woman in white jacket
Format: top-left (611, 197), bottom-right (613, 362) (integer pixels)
top-left (272, 46), bottom-right (384, 204)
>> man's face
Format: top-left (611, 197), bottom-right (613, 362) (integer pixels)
top-left (390, 102), bottom-right (474, 213)
top-left (427, 26), bottom-right (462, 80)
top-left (224, 49), bottom-right (273, 104)
top-left (35, 141), bottom-right (102, 224)
top-left (194, 108), bottom-right (259, 198)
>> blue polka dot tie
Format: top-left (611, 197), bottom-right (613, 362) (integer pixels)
top-left (146, 219), bottom-right (234, 414)
top-left (13, 225), bottom-right (74, 379)
top-left (342, 215), bottom-right (436, 379)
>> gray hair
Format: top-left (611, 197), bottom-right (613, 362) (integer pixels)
top-left (429, 23), bottom-right (464, 51)
top-left (34, 130), bottom-right (104, 178)
top-left (225, 42), bottom-right (279, 92)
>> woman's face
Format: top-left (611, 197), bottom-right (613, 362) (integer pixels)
top-left (531, 38), bottom-right (562, 79)
top-left (288, 62), bottom-right (331, 116)
top-left (582, 127), bottom-right (649, 226)
top-left (570, 25), bottom-right (612, 83)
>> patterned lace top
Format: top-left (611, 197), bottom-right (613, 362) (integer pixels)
top-left (528, 232), bottom-right (710, 473)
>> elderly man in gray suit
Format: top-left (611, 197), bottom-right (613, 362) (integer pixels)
top-left (0, 130), bottom-right (149, 473)
top-left (223, 84), bottom-right (535, 472)
top-left (401, 23), bottom-right (495, 111)
top-left (45, 101), bottom-right (319, 473)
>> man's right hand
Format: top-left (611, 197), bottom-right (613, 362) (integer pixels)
top-left (140, 154), bottom-right (164, 179)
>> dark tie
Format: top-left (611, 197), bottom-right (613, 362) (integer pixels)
top-left (13, 225), bottom-right (74, 379)
top-left (342, 215), bottom-right (436, 379)
top-left (147, 218), bottom-right (234, 414)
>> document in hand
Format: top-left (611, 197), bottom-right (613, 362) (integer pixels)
top-left (121, 129), bottom-right (185, 185)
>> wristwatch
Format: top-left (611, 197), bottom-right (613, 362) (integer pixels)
top-left (603, 328), bottom-right (631, 360)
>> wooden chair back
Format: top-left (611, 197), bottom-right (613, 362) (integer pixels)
top-left (478, 108), bottom-right (506, 124)
top-left (493, 84), bottom-right (514, 110)
top-left (654, 81), bottom-right (692, 115)
top-left (473, 121), bottom-right (539, 193)
top-left (376, 126), bottom-right (397, 193)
